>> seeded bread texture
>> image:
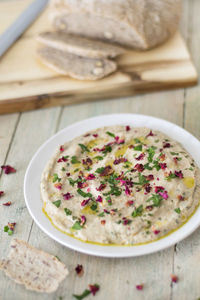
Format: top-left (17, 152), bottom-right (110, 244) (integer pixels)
top-left (0, 239), bottom-right (68, 293)
top-left (37, 46), bottom-right (117, 80)
top-left (49, 0), bottom-right (182, 50)
top-left (37, 31), bottom-right (126, 59)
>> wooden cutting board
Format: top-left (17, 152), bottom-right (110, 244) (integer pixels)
top-left (0, 0), bottom-right (198, 115)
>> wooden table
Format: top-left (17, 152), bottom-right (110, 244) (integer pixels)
top-left (0, 1), bottom-right (200, 299)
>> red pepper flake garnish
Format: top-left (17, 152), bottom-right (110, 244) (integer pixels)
top-left (1, 165), bottom-right (16, 174)
top-left (155, 186), bottom-right (164, 193)
top-left (63, 192), bottom-right (74, 200)
top-left (0, 191), bottom-right (4, 197)
top-left (85, 174), bottom-right (96, 180)
top-left (81, 199), bottom-right (90, 206)
top-left (80, 215), bottom-right (86, 226)
top-left (135, 153), bottom-right (145, 161)
top-left (125, 200), bottom-right (134, 207)
top-left (96, 195), bottom-right (102, 203)
top-left (101, 220), bottom-right (106, 225)
top-left (93, 134), bottom-right (98, 138)
top-left (3, 201), bottom-right (12, 206)
top-left (78, 182), bottom-right (88, 189)
top-left (134, 164), bottom-right (144, 173)
top-left (96, 184), bottom-right (106, 191)
top-left (54, 183), bottom-right (62, 190)
top-left (146, 130), bottom-right (154, 137)
top-left (100, 166), bottom-right (113, 177)
top-left (159, 163), bottom-right (167, 170)
top-left (175, 170), bottom-right (184, 178)
top-left (146, 174), bottom-right (154, 181)
top-left (153, 230), bottom-right (160, 235)
top-left (159, 190), bottom-right (168, 200)
top-left (88, 284), bottom-right (100, 296)
top-left (171, 274), bottom-right (178, 283)
top-left (136, 284), bottom-right (144, 291)
top-left (75, 264), bottom-right (84, 277)
top-left (163, 142), bottom-right (171, 148)
top-left (159, 154), bottom-right (166, 161)
top-left (144, 183), bottom-right (151, 193)
top-left (59, 145), bottom-right (64, 152)
top-left (126, 125), bottom-right (130, 131)
top-left (177, 195), bottom-right (184, 201)
top-left (113, 157), bottom-right (128, 165)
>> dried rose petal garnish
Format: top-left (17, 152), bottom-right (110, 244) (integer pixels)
top-left (159, 190), bottom-right (168, 200)
top-left (88, 284), bottom-right (100, 295)
top-left (163, 142), bottom-right (171, 148)
top-left (101, 220), bottom-right (106, 225)
top-left (85, 174), bottom-right (96, 180)
top-left (3, 201), bottom-right (11, 206)
top-left (93, 134), bottom-right (98, 138)
top-left (126, 125), bottom-right (130, 131)
top-left (171, 274), bottom-right (178, 283)
top-left (146, 130), bottom-right (154, 138)
top-left (80, 215), bottom-right (86, 226)
top-left (99, 166), bottom-right (113, 177)
top-left (135, 153), bottom-right (145, 161)
top-left (175, 170), bottom-right (184, 179)
top-left (177, 195), bottom-right (184, 201)
top-left (59, 145), bottom-right (64, 152)
top-left (113, 157), bottom-right (128, 165)
top-left (81, 199), bottom-right (90, 206)
top-left (1, 165), bottom-right (16, 174)
top-left (82, 158), bottom-right (93, 167)
top-left (155, 186), bottom-right (165, 193)
top-left (0, 191), bottom-right (4, 197)
top-left (96, 184), bottom-right (106, 191)
top-left (159, 163), bottom-right (167, 170)
top-left (134, 164), bottom-right (144, 173)
top-left (54, 183), bottom-right (62, 190)
top-left (153, 230), bottom-right (160, 235)
top-left (96, 195), bottom-right (102, 203)
top-left (57, 156), bottom-right (68, 163)
top-left (136, 284), bottom-right (144, 290)
top-left (125, 200), bottom-right (134, 207)
top-left (75, 264), bottom-right (84, 276)
top-left (63, 192), bottom-right (74, 200)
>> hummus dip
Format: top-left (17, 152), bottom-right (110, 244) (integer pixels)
top-left (41, 126), bottom-right (200, 245)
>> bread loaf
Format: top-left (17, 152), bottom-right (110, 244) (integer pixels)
top-left (49, 0), bottom-right (182, 50)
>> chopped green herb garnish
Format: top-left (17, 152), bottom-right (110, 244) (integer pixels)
top-left (102, 145), bottom-right (112, 155)
top-left (155, 139), bottom-right (159, 143)
top-left (78, 144), bottom-right (90, 153)
top-left (144, 163), bottom-right (153, 170)
top-left (106, 131), bottom-right (115, 138)
top-left (98, 212), bottom-right (105, 217)
top-left (152, 160), bottom-right (161, 171)
top-left (95, 167), bottom-right (105, 174)
top-left (90, 203), bottom-right (98, 211)
top-left (64, 208), bottom-right (72, 215)
top-left (4, 226), bottom-right (13, 236)
top-left (170, 152), bottom-right (179, 156)
top-left (147, 194), bottom-right (163, 207)
top-left (72, 221), bottom-right (82, 230)
top-left (133, 173), bottom-right (149, 185)
top-left (61, 167), bottom-right (66, 171)
top-left (174, 208), bottom-right (181, 214)
top-left (71, 156), bottom-right (80, 164)
top-left (53, 173), bottom-right (61, 183)
top-left (94, 156), bottom-right (104, 161)
top-left (132, 205), bottom-right (143, 217)
top-left (134, 144), bottom-right (142, 151)
top-left (147, 146), bottom-right (156, 162)
top-left (134, 138), bottom-right (141, 144)
top-left (77, 188), bottom-right (92, 198)
top-left (73, 289), bottom-right (91, 300)
top-left (53, 200), bottom-right (61, 208)
top-left (165, 173), bottom-right (176, 181)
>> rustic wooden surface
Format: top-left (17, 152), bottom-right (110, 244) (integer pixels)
top-left (0, 0), bottom-right (200, 299)
top-left (0, 0), bottom-right (198, 115)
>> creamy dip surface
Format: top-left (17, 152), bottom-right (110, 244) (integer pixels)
top-left (41, 126), bottom-right (200, 245)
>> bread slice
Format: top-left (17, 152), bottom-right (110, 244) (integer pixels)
top-left (37, 31), bottom-right (125, 59)
top-left (37, 46), bottom-right (117, 80)
top-left (0, 239), bottom-right (68, 293)
top-left (49, 0), bottom-right (182, 50)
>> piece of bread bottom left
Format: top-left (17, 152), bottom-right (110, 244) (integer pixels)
top-left (0, 239), bottom-right (69, 293)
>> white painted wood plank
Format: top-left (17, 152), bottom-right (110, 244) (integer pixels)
top-left (0, 107), bottom-right (61, 300)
